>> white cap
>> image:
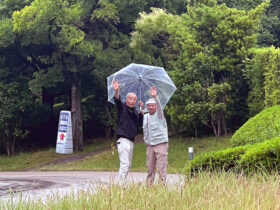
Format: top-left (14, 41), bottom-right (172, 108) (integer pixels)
top-left (146, 98), bottom-right (156, 106)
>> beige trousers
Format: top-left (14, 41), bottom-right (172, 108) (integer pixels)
top-left (146, 142), bottom-right (168, 185)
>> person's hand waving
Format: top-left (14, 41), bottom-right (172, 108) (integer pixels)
top-left (150, 86), bottom-right (157, 98)
top-left (112, 80), bottom-right (120, 99)
top-left (112, 80), bottom-right (120, 91)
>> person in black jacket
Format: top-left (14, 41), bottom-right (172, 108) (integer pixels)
top-left (112, 80), bottom-right (143, 183)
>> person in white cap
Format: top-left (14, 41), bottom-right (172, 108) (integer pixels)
top-left (143, 86), bottom-right (169, 185)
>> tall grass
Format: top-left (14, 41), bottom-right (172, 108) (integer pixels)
top-left (2, 171), bottom-right (280, 209)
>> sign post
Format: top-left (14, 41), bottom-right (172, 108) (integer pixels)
top-left (188, 147), bottom-right (194, 160)
top-left (56, 111), bottom-right (73, 154)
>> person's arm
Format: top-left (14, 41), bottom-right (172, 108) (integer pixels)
top-left (139, 101), bottom-right (144, 115)
top-left (154, 96), bottom-right (164, 119)
top-left (150, 87), bottom-right (164, 119)
top-left (112, 80), bottom-right (122, 110)
top-left (112, 80), bottom-right (120, 100)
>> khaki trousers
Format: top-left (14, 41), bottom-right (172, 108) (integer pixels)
top-left (146, 142), bottom-right (168, 185)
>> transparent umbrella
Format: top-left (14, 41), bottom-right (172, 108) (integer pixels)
top-left (107, 63), bottom-right (176, 111)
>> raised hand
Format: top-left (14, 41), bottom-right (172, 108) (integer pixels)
top-left (139, 101), bottom-right (144, 109)
top-left (150, 86), bottom-right (157, 98)
top-left (112, 80), bottom-right (120, 91)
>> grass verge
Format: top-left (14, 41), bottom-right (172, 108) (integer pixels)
top-left (40, 135), bottom-right (232, 173)
top-left (0, 138), bottom-right (113, 171)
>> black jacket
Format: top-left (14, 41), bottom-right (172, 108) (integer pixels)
top-left (115, 97), bottom-right (143, 142)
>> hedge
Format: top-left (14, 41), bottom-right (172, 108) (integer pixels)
top-left (185, 137), bottom-right (280, 174)
top-left (239, 136), bottom-right (280, 171)
top-left (231, 105), bottom-right (280, 146)
top-left (185, 145), bottom-right (250, 174)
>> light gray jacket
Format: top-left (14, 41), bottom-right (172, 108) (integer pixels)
top-left (143, 97), bottom-right (168, 145)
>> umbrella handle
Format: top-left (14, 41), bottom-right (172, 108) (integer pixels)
top-left (139, 77), bottom-right (142, 102)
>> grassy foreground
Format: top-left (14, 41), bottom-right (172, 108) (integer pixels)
top-left (2, 135), bottom-right (280, 209)
top-left (40, 136), bottom-right (232, 173)
top-left (2, 171), bottom-right (280, 210)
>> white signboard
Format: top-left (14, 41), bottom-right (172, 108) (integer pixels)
top-left (56, 111), bottom-right (73, 154)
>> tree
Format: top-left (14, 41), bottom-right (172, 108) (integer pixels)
top-left (0, 0), bottom-right (190, 155)
top-left (10, 0), bottom-right (100, 151)
top-left (131, 2), bottom-right (269, 136)
top-left (0, 82), bottom-right (33, 156)
top-left (85, 0), bottom-right (188, 138)
top-left (218, 0), bottom-right (280, 48)
top-left (243, 48), bottom-right (266, 116)
top-left (173, 1), bottom-right (269, 136)
top-left (246, 47), bottom-right (280, 109)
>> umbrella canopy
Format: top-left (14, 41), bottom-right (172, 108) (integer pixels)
top-left (107, 63), bottom-right (176, 111)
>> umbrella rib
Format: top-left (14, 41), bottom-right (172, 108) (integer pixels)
top-left (143, 76), bottom-right (176, 87)
top-left (142, 67), bottom-right (155, 76)
top-left (122, 80), bottom-right (138, 87)
top-left (141, 79), bottom-right (152, 89)
top-left (115, 72), bottom-right (138, 79)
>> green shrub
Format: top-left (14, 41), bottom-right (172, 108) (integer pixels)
top-left (231, 105), bottom-right (280, 146)
top-left (185, 145), bottom-right (250, 174)
top-left (239, 137), bottom-right (280, 171)
top-left (185, 137), bottom-right (280, 174)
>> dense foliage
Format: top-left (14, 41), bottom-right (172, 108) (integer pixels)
top-left (0, 0), bottom-right (186, 155)
top-left (131, 1), bottom-right (269, 137)
top-left (0, 0), bottom-right (280, 156)
top-left (245, 47), bottom-right (280, 116)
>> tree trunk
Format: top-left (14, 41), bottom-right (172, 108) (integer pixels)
top-left (194, 128), bottom-right (198, 138)
top-left (211, 113), bottom-right (222, 137)
top-left (5, 137), bottom-right (15, 156)
top-left (71, 72), bottom-right (83, 151)
top-left (105, 106), bottom-right (114, 139)
top-left (217, 113), bottom-right (221, 137)
top-left (221, 112), bottom-right (228, 136)
top-left (105, 127), bottom-right (112, 139)
top-left (211, 114), bottom-right (218, 137)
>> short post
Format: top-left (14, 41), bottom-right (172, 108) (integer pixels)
top-left (56, 110), bottom-right (73, 154)
top-left (188, 147), bottom-right (194, 160)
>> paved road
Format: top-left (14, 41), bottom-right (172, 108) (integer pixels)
top-left (0, 171), bottom-right (182, 203)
